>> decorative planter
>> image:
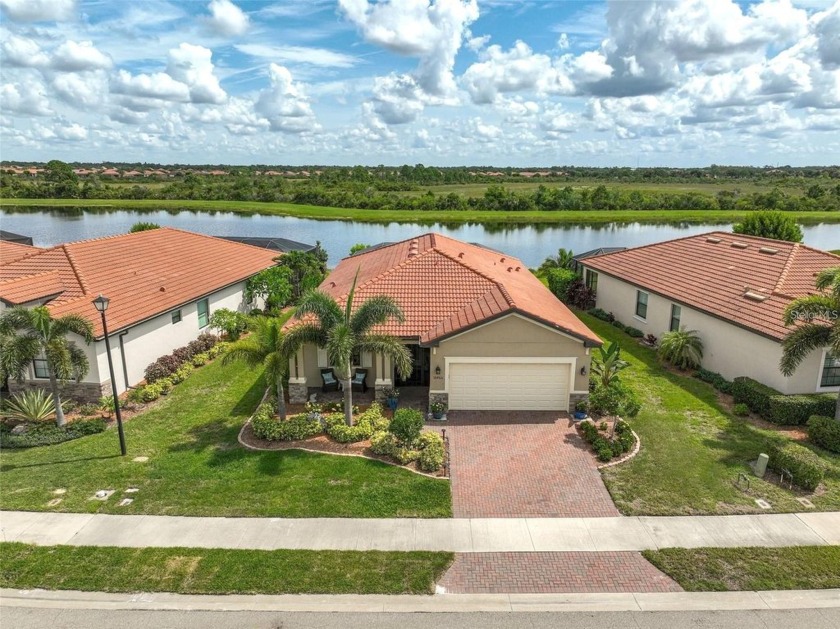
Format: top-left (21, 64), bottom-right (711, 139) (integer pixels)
top-left (573, 411), bottom-right (588, 420)
top-left (432, 411), bottom-right (445, 420)
top-left (386, 397), bottom-right (399, 411)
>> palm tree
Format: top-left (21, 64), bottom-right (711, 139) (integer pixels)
top-left (223, 317), bottom-right (290, 420)
top-left (781, 267), bottom-right (840, 421)
top-left (283, 271), bottom-right (412, 426)
top-left (539, 248), bottom-right (576, 274)
top-left (591, 341), bottom-right (629, 388)
top-left (658, 328), bottom-right (704, 370)
top-left (0, 306), bottom-right (93, 426)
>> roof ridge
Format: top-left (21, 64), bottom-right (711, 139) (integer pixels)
top-left (61, 245), bottom-right (89, 295)
top-left (0, 269), bottom-right (60, 285)
top-left (432, 246), bottom-right (516, 308)
top-left (772, 242), bottom-right (800, 295)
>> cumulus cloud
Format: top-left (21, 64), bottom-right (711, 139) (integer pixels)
top-left (812, 2), bottom-right (840, 68)
top-left (462, 41), bottom-right (554, 104)
top-left (0, 0), bottom-right (75, 22)
top-left (110, 69), bottom-right (191, 102)
top-left (1, 80), bottom-right (52, 116)
top-left (370, 73), bottom-right (426, 123)
top-left (205, 0), bottom-right (250, 37)
top-left (52, 70), bottom-right (110, 108)
top-left (255, 63), bottom-right (318, 133)
top-left (0, 34), bottom-right (50, 68)
top-left (51, 41), bottom-right (113, 72)
top-left (166, 43), bottom-right (226, 104)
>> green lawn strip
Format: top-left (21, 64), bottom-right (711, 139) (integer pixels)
top-left (577, 313), bottom-right (840, 515)
top-left (0, 542), bottom-right (453, 595)
top-left (0, 315), bottom-right (451, 518)
top-left (643, 546), bottom-right (840, 591)
top-left (2, 197), bottom-right (837, 225)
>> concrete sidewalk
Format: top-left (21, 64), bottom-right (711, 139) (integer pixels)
top-left (2, 510), bottom-right (838, 552)
top-left (2, 587), bottom-right (839, 613)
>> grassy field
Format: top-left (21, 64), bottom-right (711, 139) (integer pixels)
top-left (2, 197), bottom-right (838, 225)
top-left (0, 344), bottom-right (451, 518)
top-left (0, 543), bottom-right (453, 595)
top-left (578, 313), bottom-right (840, 515)
top-left (644, 546), bottom-right (840, 591)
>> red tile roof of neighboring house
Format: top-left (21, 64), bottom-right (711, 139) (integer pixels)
top-left (0, 228), bottom-right (278, 337)
top-left (0, 240), bottom-right (42, 265)
top-left (580, 231), bottom-right (840, 341)
top-left (294, 233), bottom-right (600, 346)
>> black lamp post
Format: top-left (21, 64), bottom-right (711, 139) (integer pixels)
top-left (93, 294), bottom-right (126, 456)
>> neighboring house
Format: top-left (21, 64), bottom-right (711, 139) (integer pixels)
top-left (220, 236), bottom-right (316, 254)
top-left (285, 233), bottom-right (601, 412)
top-left (580, 231), bottom-right (840, 394)
top-left (0, 228), bottom-right (278, 402)
top-left (572, 247), bottom-right (626, 273)
top-left (0, 230), bottom-right (34, 246)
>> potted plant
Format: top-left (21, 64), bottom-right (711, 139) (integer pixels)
top-left (430, 400), bottom-right (447, 420)
top-left (573, 399), bottom-right (589, 420)
top-left (383, 386), bottom-right (399, 411)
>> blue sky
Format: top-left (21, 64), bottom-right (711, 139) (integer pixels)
top-left (1, 0), bottom-right (838, 166)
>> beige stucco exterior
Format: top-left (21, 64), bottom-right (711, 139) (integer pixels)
top-left (587, 270), bottom-right (835, 395)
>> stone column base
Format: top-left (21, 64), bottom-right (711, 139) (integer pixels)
top-left (569, 392), bottom-right (589, 411)
top-left (288, 381), bottom-right (309, 404)
top-left (8, 380), bottom-right (109, 405)
top-left (428, 391), bottom-right (448, 408)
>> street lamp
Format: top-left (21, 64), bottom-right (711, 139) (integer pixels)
top-left (92, 294), bottom-right (126, 456)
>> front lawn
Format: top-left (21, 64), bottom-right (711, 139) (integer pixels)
top-left (0, 542), bottom-right (453, 595)
top-left (0, 344), bottom-right (451, 518)
top-left (579, 313), bottom-right (840, 515)
top-left (643, 546), bottom-right (840, 591)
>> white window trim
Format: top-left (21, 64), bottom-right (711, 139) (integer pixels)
top-left (634, 290), bottom-right (649, 323)
top-left (815, 348), bottom-right (840, 392)
top-left (669, 303), bottom-right (682, 332)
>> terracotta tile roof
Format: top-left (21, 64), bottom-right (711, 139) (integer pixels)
top-left (0, 240), bottom-right (42, 265)
top-left (0, 228), bottom-right (278, 337)
top-left (298, 233), bottom-right (600, 346)
top-left (0, 271), bottom-right (64, 305)
top-left (580, 231), bottom-right (840, 341)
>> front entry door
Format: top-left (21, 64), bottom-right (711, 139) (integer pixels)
top-left (395, 345), bottom-right (430, 386)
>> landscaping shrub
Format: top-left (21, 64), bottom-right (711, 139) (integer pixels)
top-left (417, 432), bottom-right (445, 472)
top-left (4, 390), bottom-right (58, 422)
top-left (251, 404), bottom-right (323, 441)
top-left (767, 394), bottom-right (836, 426)
top-left (578, 419), bottom-right (632, 462)
top-left (370, 430), bottom-right (398, 456)
top-left (624, 326), bottom-right (644, 338)
top-left (546, 268), bottom-right (577, 302)
top-left (733, 403), bottom-right (750, 416)
top-left (145, 334), bottom-right (219, 383)
top-left (589, 381), bottom-right (641, 418)
top-left (394, 447), bottom-right (420, 464)
top-left (77, 402), bottom-right (100, 417)
top-left (389, 408), bottom-right (424, 444)
top-left (144, 354), bottom-right (181, 383)
top-left (597, 446), bottom-right (613, 462)
top-left (0, 418), bottom-right (106, 449)
top-left (325, 403), bottom-right (387, 443)
top-left (610, 320), bottom-right (626, 331)
top-left (587, 307), bottom-right (614, 322)
top-left (731, 377), bottom-right (780, 417)
top-left (565, 279), bottom-right (596, 309)
top-left (191, 352), bottom-right (210, 367)
top-left (807, 415), bottom-right (840, 454)
top-left (695, 368), bottom-right (733, 394)
top-left (658, 329), bottom-right (704, 370)
top-left (768, 442), bottom-right (827, 491)
top-left (209, 308), bottom-right (249, 341)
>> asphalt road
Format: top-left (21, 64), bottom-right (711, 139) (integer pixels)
top-left (5, 608), bottom-right (840, 629)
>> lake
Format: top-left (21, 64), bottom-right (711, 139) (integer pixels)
top-left (1, 209), bottom-right (837, 267)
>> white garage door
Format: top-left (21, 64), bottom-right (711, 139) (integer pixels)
top-left (448, 362), bottom-right (570, 411)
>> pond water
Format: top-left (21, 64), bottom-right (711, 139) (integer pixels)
top-left (1, 208), bottom-right (837, 267)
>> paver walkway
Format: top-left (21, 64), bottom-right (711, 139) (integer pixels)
top-left (445, 411), bottom-right (619, 518)
top-left (438, 552), bottom-right (682, 593)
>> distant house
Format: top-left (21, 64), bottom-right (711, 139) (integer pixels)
top-left (100, 168), bottom-right (120, 177)
top-left (572, 247), bottom-right (627, 272)
top-left (220, 236), bottom-right (316, 254)
top-left (0, 230), bottom-right (34, 246)
top-left (580, 232), bottom-right (840, 394)
top-left (284, 233), bottom-right (600, 411)
top-left (0, 229), bottom-right (278, 402)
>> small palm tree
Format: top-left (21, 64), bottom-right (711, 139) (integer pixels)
top-left (223, 317), bottom-right (290, 420)
top-left (284, 270), bottom-right (412, 426)
top-left (539, 248), bottom-right (576, 274)
top-left (781, 267), bottom-right (840, 421)
top-left (0, 306), bottom-right (93, 426)
top-left (591, 341), bottom-right (629, 388)
top-left (658, 328), bottom-right (704, 370)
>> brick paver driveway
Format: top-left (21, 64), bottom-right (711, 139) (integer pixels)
top-left (445, 411), bottom-right (619, 518)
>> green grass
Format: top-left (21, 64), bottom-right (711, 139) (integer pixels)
top-left (0, 542), bottom-right (453, 595)
top-left (2, 197), bottom-right (838, 225)
top-left (643, 546), bottom-right (840, 591)
top-left (0, 338), bottom-right (451, 518)
top-left (578, 313), bottom-right (840, 515)
top-left (831, 249), bottom-right (840, 255)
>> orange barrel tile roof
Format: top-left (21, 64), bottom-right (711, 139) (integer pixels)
top-left (0, 228), bottom-right (278, 337)
top-left (580, 231), bottom-right (840, 341)
top-left (0, 240), bottom-right (42, 265)
top-left (289, 233), bottom-right (601, 346)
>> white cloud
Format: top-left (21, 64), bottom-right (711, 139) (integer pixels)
top-left (812, 2), bottom-right (840, 68)
top-left (236, 44), bottom-right (359, 68)
top-left (462, 41), bottom-right (553, 104)
top-left (1, 80), bottom-right (52, 116)
top-left (51, 41), bottom-right (113, 72)
top-left (0, 34), bottom-right (50, 68)
top-left (55, 122), bottom-right (88, 141)
top-left (205, 0), bottom-right (250, 37)
top-left (255, 63), bottom-right (318, 133)
top-left (0, 0), bottom-right (75, 22)
top-left (370, 73), bottom-right (426, 123)
top-left (111, 69), bottom-right (191, 102)
top-left (52, 70), bottom-right (110, 108)
top-left (166, 43), bottom-right (226, 104)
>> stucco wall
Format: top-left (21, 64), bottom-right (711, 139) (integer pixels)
top-left (430, 313), bottom-right (592, 394)
top-left (589, 270), bottom-right (831, 394)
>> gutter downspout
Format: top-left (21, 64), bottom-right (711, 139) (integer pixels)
top-left (117, 330), bottom-right (130, 390)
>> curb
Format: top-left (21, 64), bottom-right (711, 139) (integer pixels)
top-left (2, 588), bottom-right (839, 613)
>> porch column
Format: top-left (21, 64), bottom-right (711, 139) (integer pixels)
top-left (374, 353), bottom-right (393, 402)
top-left (288, 347), bottom-right (308, 404)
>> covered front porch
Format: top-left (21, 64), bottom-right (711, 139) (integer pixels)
top-left (304, 385), bottom-right (430, 411)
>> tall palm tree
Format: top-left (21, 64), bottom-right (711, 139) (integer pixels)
top-left (0, 306), bottom-right (94, 426)
top-left (781, 266), bottom-right (840, 421)
top-left (284, 271), bottom-right (412, 426)
top-left (223, 317), bottom-right (290, 420)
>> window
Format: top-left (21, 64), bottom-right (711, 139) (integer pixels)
top-left (820, 352), bottom-right (840, 388)
top-left (351, 350), bottom-right (361, 366)
top-left (669, 304), bottom-right (681, 332)
top-left (171, 309), bottom-right (182, 324)
top-left (33, 358), bottom-right (49, 379)
top-left (197, 298), bottom-right (209, 328)
top-left (585, 269), bottom-right (599, 292)
top-left (635, 290), bottom-right (648, 320)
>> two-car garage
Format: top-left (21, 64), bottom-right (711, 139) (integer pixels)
top-left (447, 360), bottom-right (572, 411)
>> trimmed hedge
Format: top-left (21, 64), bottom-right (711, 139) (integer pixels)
top-left (767, 394), bottom-right (836, 426)
top-left (251, 403), bottom-right (324, 441)
top-left (587, 307), bottom-right (615, 323)
top-left (768, 442), bottom-right (827, 491)
top-left (324, 404), bottom-right (388, 443)
top-left (144, 333), bottom-right (218, 383)
top-left (731, 377), bottom-right (780, 417)
top-left (695, 368), bottom-right (733, 394)
top-left (546, 268), bottom-right (577, 302)
top-left (578, 419), bottom-right (634, 462)
top-left (0, 418), bottom-right (106, 449)
top-left (624, 326), bottom-right (644, 338)
top-left (807, 415), bottom-right (840, 454)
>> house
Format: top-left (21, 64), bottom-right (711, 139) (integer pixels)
top-left (572, 247), bottom-right (626, 273)
top-left (220, 236), bottom-right (316, 254)
top-left (0, 228), bottom-right (278, 402)
top-left (0, 230), bottom-right (34, 246)
top-left (579, 231), bottom-right (840, 394)
top-left (285, 233), bottom-right (601, 412)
